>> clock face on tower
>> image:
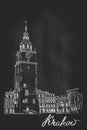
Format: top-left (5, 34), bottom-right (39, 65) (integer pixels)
top-left (19, 51), bottom-right (36, 62)
top-left (25, 52), bottom-right (31, 59)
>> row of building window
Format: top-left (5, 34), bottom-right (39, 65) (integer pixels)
top-left (39, 100), bottom-right (69, 106)
top-left (39, 106), bottom-right (79, 114)
top-left (20, 44), bottom-right (32, 51)
top-left (4, 108), bottom-right (15, 114)
top-left (39, 102), bottom-right (70, 108)
top-left (39, 99), bottom-right (56, 103)
top-left (4, 99), bottom-right (15, 107)
top-left (5, 94), bottom-right (14, 98)
top-left (39, 107), bottom-right (71, 114)
top-left (5, 92), bottom-right (19, 99)
top-left (40, 103), bottom-right (56, 107)
top-left (38, 94), bottom-right (55, 98)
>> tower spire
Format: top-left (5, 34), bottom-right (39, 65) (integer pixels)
top-left (25, 21), bottom-right (28, 33)
top-left (23, 20), bottom-right (29, 40)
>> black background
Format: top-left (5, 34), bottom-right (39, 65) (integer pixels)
top-left (0, 1), bottom-right (87, 129)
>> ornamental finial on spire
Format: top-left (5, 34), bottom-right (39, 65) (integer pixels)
top-left (25, 21), bottom-right (27, 33)
top-left (23, 21), bottom-right (29, 40)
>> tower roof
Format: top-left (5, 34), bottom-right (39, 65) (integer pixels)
top-left (20, 21), bottom-right (33, 51)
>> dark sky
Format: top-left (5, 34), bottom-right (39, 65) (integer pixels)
top-left (0, 1), bottom-right (86, 96)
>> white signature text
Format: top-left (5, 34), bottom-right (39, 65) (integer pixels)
top-left (41, 114), bottom-right (81, 127)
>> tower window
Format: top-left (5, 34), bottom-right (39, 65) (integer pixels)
top-left (28, 66), bottom-right (30, 69)
top-left (26, 107), bottom-right (29, 112)
top-left (22, 44), bottom-right (25, 49)
top-left (22, 98), bottom-right (28, 103)
top-left (23, 83), bottom-right (27, 88)
top-left (20, 76), bottom-right (22, 81)
top-left (30, 45), bottom-right (32, 51)
top-left (25, 90), bottom-right (29, 96)
top-left (20, 68), bottom-right (22, 72)
top-left (27, 44), bottom-right (29, 49)
top-left (32, 99), bottom-right (36, 104)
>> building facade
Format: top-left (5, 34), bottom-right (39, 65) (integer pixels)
top-left (4, 90), bottom-right (15, 114)
top-left (36, 88), bottom-right (83, 114)
top-left (4, 21), bottom-right (83, 115)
